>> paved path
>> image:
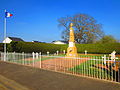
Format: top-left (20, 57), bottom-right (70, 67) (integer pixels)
top-left (0, 61), bottom-right (120, 90)
top-left (0, 75), bottom-right (29, 90)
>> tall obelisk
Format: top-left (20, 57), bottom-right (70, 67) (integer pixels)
top-left (66, 23), bottom-right (78, 57)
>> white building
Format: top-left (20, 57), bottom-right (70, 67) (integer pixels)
top-left (32, 40), bottom-right (39, 43)
top-left (52, 40), bottom-right (68, 44)
top-left (3, 37), bottom-right (24, 43)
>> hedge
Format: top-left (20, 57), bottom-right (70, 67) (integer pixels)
top-left (0, 42), bottom-right (120, 54)
top-left (76, 43), bottom-right (120, 54)
top-left (8, 41), bottom-right (62, 54)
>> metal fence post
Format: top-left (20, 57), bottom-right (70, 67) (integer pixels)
top-left (32, 52), bottom-right (35, 67)
top-left (13, 52), bottom-right (15, 63)
top-left (22, 52), bottom-right (24, 65)
top-left (0, 52), bottom-right (1, 61)
top-left (39, 52), bottom-right (42, 68)
top-left (6, 52), bottom-right (8, 61)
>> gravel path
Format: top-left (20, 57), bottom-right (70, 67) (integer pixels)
top-left (33, 57), bottom-right (88, 71)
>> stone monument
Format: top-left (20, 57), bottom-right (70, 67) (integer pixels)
top-left (66, 23), bottom-right (78, 57)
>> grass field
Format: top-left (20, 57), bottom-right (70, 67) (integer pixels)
top-left (69, 58), bottom-right (120, 81)
top-left (69, 59), bottom-right (109, 78)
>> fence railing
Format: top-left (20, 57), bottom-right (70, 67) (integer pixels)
top-left (0, 52), bottom-right (120, 83)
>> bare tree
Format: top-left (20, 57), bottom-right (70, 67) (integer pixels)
top-left (58, 14), bottom-right (104, 44)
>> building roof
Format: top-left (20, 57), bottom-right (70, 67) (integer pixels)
top-left (8, 37), bottom-right (24, 41)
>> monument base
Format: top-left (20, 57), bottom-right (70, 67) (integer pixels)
top-left (66, 53), bottom-right (78, 57)
top-left (66, 46), bottom-right (78, 57)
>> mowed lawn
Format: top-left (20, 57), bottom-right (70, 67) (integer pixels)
top-left (69, 60), bottom-right (110, 79)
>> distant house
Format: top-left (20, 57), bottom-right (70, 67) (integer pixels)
top-left (3, 37), bottom-right (24, 43)
top-left (32, 40), bottom-right (39, 43)
top-left (32, 40), bottom-right (46, 43)
top-left (52, 40), bottom-right (68, 44)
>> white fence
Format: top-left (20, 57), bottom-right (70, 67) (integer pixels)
top-left (0, 52), bottom-right (120, 83)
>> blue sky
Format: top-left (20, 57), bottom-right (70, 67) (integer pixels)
top-left (0, 0), bottom-right (120, 43)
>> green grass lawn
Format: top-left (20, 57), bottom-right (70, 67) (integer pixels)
top-left (69, 59), bottom-right (112, 80)
top-left (7, 56), bottom-right (57, 64)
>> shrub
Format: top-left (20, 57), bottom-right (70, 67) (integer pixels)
top-left (0, 43), bottom-right (10, 52)
top-left (0, 43), bottom-right (4, 52)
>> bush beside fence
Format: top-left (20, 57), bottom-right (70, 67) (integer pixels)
top-left (0, 43), bottom-right (10, 52)
top-left (0, 43), bottom-right (4, 52)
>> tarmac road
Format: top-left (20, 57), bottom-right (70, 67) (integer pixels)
top-left (0, 61), bottom-right (120, 90)
top-left (0, 75), bottom-right (29, 90)
top-left (0, 74), bottom-right (29, 90)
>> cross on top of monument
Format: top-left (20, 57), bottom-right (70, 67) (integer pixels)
top-left (70, 23), bottom-right (73, 27)
top-left (70, 23), bottom-right (74, 30)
